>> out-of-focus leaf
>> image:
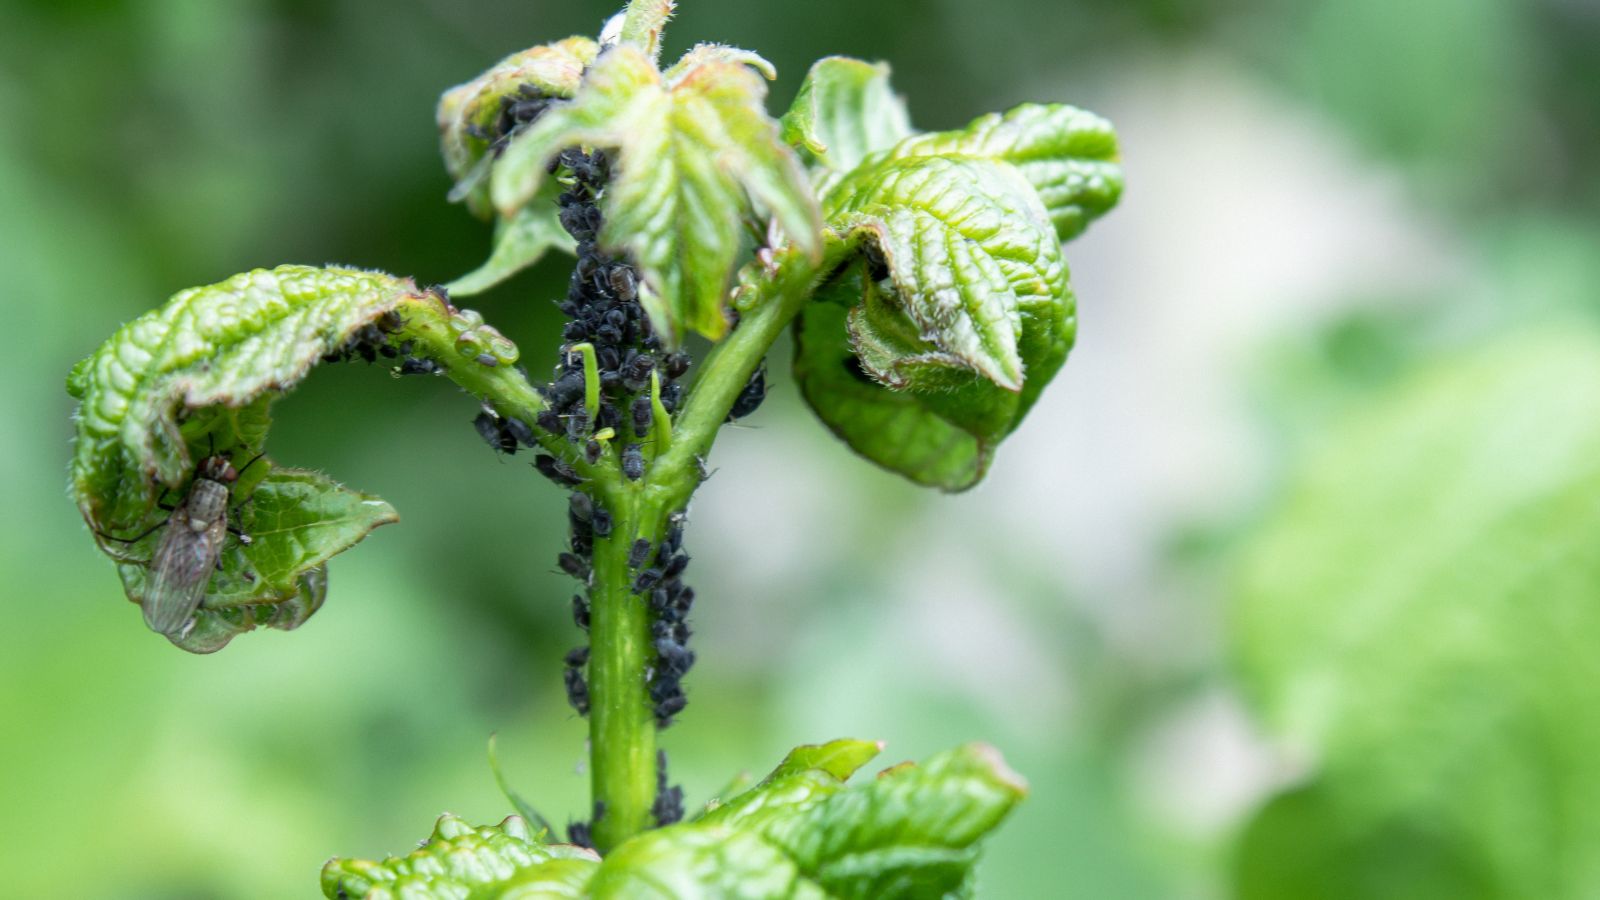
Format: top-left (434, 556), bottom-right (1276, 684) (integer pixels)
top-left (795, 154), bottom-right (1073, 491)
top-left (325, 742), bottom-right (1022, 899)
top-left (490, 44), bottom-right (821, 344)
top-left (883, 104), bottom-right (1122, 242)
top-left (1232, 330), bottom-right (1600, 898)
top-left (321, 814), bottom-right (600, 899)
top-left (437, 37), bottom-right (598, 218)
top-left (780, 57), bottom-right (911, 183)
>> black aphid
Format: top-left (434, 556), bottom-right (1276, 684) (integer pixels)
top-left (474, 411), bottom-right (518, 454)
top-left (534, 454), bottom-right (583, 486)
top-left (622, 444), bottom-right (644, 480)
top-left (663, 351), bottom-right (691, 379)
top-left (591, 504), bottom-right (614, 538)
top-left (565, 645), bottom-right (590, 668)
top-left (659, 382), bottom-right (683, 412)
top-left (503, 416), bottom-right (536, 448)
top-left (628, 539), bottom-right (652, 569)
top-left (662, 553), bottom-right (690, 579)
top-left (727, 363), bottom-right (767, 421)
top-left (568, 492), bottom-right (594, 523)
top-left (633, 568), bottom-right (663, 593)
top-left (536, 409), bottom-right (564, 434)
top-left (630, 394), bottom-right (653, 437)
top-left (564, 667), bottom-right (590, 717)
top-left (557, 552), bottom-right (589, 580)
top-left (398, 357), bottom-right (443, 376)
top-left (572, 593), bottom-right (591, 630)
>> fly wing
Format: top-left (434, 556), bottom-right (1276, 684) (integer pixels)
top-left (141, 511), bottom-right (224, 636)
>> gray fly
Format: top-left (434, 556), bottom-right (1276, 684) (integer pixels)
top-left (134, 453), bottom-right (260, 637)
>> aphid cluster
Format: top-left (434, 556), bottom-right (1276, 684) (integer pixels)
top-left (318, 307), bottom-right (449, 378)
top-left (465, 84), bottom-right (552, 159)
top-left (640, 511), bottom-right (694, 728)
top-left (566, 799), bottom-right (604, 850)
top-left (652, 748), bottom-right (685, 826)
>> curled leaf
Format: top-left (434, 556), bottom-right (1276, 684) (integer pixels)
top-left (438, 37), bottom-right (599, 217)
top-left (491, 44), bottom-right (821, 344)
top-left (780, 56), bottom-right (912, 184)
top-left (883, 103), bottom-right (1122, 242)
top-left (795, 155), bottom-right (1074, 491)
top-left (67, 265), bottom-right (486, 648)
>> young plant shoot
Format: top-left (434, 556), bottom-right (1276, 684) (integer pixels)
top-left (65, 0), bottom-right (1121, 894)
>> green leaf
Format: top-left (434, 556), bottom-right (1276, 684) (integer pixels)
top-left (67, 264), bottom-right (477, 648)
top-left (1232, 330), bottom-right (1600, 898)
top-left (491, 44), bottom-right (822, 344)
top-left (780, 56), bottom-right (912, 182)
top-left (437, 37), bottom-right (598, 218)
top-left (447, 199), bottom-right (576, 297)
top-left (110, 469), bottom-right (397, 653)
top-left (321, 814), bottom-right (600, 900)
top-left (324, 742), bottom-right (1023, 899)
top-left (794, 155), bottom-right (1074, 491)
top-left (883, 103), bottom-right (1122, 242)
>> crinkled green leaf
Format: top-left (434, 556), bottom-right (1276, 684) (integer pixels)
top-left (884, 103), bottom-right (1122, 242)
top-left (325, 742), bottom-right (1021, 899)
top-left (68, 264), bottom-right (456, 647)
top-left (170, 562), bottom-right (330, 655)
top-left (438, 37), bottom-right (598, 218)
top-left (795, 155), bottom-right (1074, 490)
top-left (780, 56), bottom-right (912, 183)
top-left (491, 44), bottom-right (821, 344)
top-left (322, 814), bottom-right (600, 900)
top-left (1233, 331), bottom-right (1600, 898)
top-left (447, 196), bottom-right (576, 297)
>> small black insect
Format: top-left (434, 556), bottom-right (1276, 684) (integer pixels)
top-left (726, 364), bottom-right (767, 421)
top-left (622, 444), bottom-right (644, 480)
top-left (502, 416), bottom-right (536, 448)
top-left (630, 394), bottom-right (653, 438)
top-left (572, 593), bottom-right (591, 630)
top-left (567, 819), bottom-right (593, 849)
top-left (570, 531), bottom-right (593, 558)
top-left (565, 645), bottom-right (590, 668)
top-left (628, 539), bottom-right (652, 569)
top-left (557, 552), bottom-right (589, 580)
top-left (536, 409), bottom-right (564, 434)
top-left (659, 382), bottom-right (683, 413)
top-left (568, 492), bottom-right (594, 523)
top-left (584, 437), bottom-right (603, 465)
top-left (534, 454), bottom-right (584, 486)
top-left (654, 638), bottom-right (694, 676)
top-left (653, 749), bottom-right (684, 826)
top-left (663, 351), bottom-right (691, 380)
top-left (398, 357), bottom-right (443, 376)
top-left (662, 553), bottom-right (690, 579)
top-left (591, 504), bottom-right (614, 538)
top-left (474, 411), bottom-right (518, 454)
top-left (564, 667), bottom-right (590, 716)
top-left (634, 568), bottom-right (663, 593)
top-left (654, 692), bottom-right (687, 725)
top-left (606, 266), bottom-right (639, 303)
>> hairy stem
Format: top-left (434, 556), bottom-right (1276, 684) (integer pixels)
top-left (398, 297), bottom-right (599, 476)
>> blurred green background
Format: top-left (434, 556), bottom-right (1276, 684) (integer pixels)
top-left (4, 0), bottom-right (1598, 896)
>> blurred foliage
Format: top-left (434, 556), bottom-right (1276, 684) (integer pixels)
top-left (4, 0), bottom-right (1599, 897)
top-left (1234, 331), bottom-right (1600, 898)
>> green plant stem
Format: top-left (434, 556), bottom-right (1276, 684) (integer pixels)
top-left (397, 297), bottom-right (597, 476)
top-left (588, 490), bottom-right (662, 853)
